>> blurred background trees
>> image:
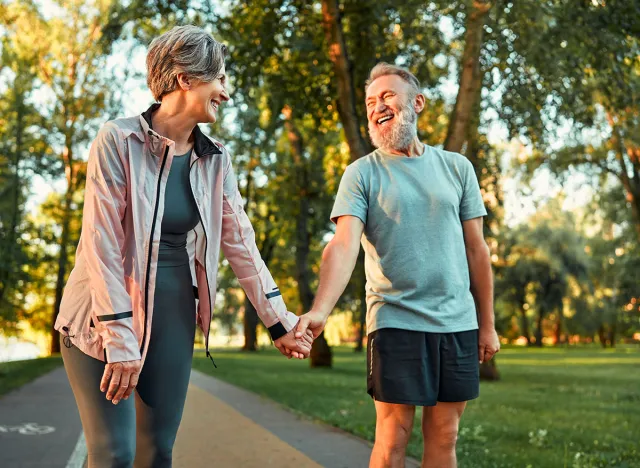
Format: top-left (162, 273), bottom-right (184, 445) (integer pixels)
top-left (1, 0), bottom-right (638, 371)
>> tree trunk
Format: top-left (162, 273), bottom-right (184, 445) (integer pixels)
top-left (444, 0), bottom-right (492, 153)
top-left (321, 0), bottom-right (371, 162)
top-left (242, 298), bottom-right (259, 351)
top-left (554, 308), bottom-right (564, 345)
top-left (520, 307), bottom-right (531, 346)
top-left (534, 308), bottom-right (544, 347)
top-left (320, 0), bottom-right (372, 358)
top-left (51, 186), bottom-right (73, 355)
top-left (284, 110), bottom-right (332, 367)
top-left (50, 139), bottom-right (75, 355)
top-left (0, 86), bottom-right (25, 307)
top-left (609, 318), bottom-right (617, 348)
top-left (298, 190), bottom-right (332, 367)
top-left (479, 359), bottom-right (500, 381)
top-left (241, 155), bottom-right (272, 352)
top-left (606, 114), bottom-right (640, 242)
top-left (597, 325), bottom-right (608, 348)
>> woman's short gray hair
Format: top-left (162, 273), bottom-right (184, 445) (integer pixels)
top-left (365, 62), bottom-right (421, 97)
top-left (146, 25), bottom-right (228, 101)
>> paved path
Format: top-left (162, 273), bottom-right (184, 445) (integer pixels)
top-left (0, 366), bottom-right (420, 467)
top-left (0, 367), bottom-right (82, 467)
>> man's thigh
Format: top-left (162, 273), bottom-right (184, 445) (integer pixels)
top-left (438, 329), bottom-right (480, 403)
top-left (422, 401), bottom-right (466, 430)
top-left (367, 328), bottom-right (439, 406)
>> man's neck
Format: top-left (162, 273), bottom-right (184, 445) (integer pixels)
top-left (382, 137), bottom-right (424, 158)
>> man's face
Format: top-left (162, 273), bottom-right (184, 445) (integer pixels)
top-left (365, 74), bottom-right (419, 151)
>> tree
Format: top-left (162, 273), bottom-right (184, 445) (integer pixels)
top-left (496, 1), bottom-right (640, 240)
top-left (0, 10), bottom-right (55, 330)
top-left (444, 0), bottom-right (492, 154)
top-left (4, 0), bottom-right (126, 353)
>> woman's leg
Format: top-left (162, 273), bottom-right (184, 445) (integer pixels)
top-left (61, 337), bottom-right (136, 468)
top-left (134, 261), bottom-right (196, 468)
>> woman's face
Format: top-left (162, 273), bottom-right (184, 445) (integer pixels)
top-left (186, 63), bottom-right (230, 124)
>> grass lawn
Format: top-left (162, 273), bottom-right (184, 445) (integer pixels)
top-left (193, 346), bottom-right (640, 468)
top-left (0, 357), bottom-right (63, 398)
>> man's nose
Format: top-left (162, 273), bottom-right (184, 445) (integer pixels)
top-left (220, 88), bottom-right (230, 102)
top-left (374, 101), bottom-right (386, 113)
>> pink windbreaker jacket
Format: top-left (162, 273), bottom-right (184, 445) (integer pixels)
top-left (54, 104), bottom-right (298, 364)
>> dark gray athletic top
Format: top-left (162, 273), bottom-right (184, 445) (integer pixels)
top-left (160, 149), bottom-right (199, 263)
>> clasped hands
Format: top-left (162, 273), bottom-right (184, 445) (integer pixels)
top-left (273, 309), bottom-right (329, 359)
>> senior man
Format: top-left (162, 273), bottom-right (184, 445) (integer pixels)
top-left (296, 63), bottom-right (500, 468)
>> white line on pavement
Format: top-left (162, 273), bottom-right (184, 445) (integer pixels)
top-left (66, 431), bottom-right (86, 468)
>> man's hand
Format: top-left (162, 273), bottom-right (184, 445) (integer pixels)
top-left (274, 326), bottom-right (314, 359)
top-left (294, 309), bottom-right (329, 340)
top-left (100, 359), bottom-right (142, 405)
top-left (478, 326), bottom-right (500, 363)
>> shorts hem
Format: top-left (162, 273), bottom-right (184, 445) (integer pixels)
top-left (437, 392), bottom-right (480, 403)
top-left (369, 393), bottom-right (438, 407)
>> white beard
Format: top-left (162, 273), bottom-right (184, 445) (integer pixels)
top-left (368, 100), bottom-right (418, 152)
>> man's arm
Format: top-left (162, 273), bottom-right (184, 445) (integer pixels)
top-left (462, 217), bottom-right (500, 363)
top-left (295, 215), bottom-right (364, 338)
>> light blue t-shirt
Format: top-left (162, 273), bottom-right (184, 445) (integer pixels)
top-left (330, 144), bottom-right (487, 334)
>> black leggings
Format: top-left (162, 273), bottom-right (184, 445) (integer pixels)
top-left (62, 252), bottom-right (196, 468)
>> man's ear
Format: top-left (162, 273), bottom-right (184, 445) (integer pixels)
top-left (176, 73), bottom-right (192, 91)
top-left (414, 93), bottom-right (426, 114)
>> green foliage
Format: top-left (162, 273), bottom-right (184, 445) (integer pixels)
top-left (0, 356), bottom-right (62, 397)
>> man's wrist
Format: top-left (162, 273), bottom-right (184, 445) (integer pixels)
top-left (478, 311), bottom-right (495, 330)
top-left (310, 305), bottom-right (331, 320)
top-left (479, 321), bottom-right (495, 330)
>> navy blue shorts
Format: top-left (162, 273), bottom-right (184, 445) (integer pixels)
top-left (367, 328), bottom-right (480, 406)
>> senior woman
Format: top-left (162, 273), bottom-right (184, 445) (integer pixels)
top-left (54, 25), bottom-right (312, 467)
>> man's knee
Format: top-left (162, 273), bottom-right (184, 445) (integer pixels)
top-left (376, 416), bottom-right (413, 450)
top-left (432, 426), bottom-right (458, 450)
top-left (424, 422), bottom-right (459, 451)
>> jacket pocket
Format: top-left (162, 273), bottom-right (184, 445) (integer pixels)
top-left (57, 267), bottom-right (93, 337)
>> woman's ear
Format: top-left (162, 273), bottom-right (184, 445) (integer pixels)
top-left (176, 73), bottom-right (191, 91)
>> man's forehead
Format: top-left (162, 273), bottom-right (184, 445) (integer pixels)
top-left (366, 74), bottom-right (410, 98)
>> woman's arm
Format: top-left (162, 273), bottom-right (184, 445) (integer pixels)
top-left (83, 123), bottom-right (139, 363)
top-left (83, 123), bottom-right (141, 404)
top-left (219, 150), bottom-right (310, 357)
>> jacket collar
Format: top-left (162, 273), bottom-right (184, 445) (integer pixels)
top-left (140, 103), bottom-right (222, 158)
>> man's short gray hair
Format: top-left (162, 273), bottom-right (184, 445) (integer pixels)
top-left (146, 25), bottom-right (228, 101)
top-left (365, 62), bottom-right (421, 97)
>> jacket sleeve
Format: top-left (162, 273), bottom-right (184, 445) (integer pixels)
top-left (219, 151), bottom-right (298, 340)
top-left (83, 123), bottom-right (140, 363)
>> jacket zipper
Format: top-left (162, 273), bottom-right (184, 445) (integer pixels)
top-left (188, 157), bottom-right (217, 368)
top-left (141, 145), bottom-right (169, 357)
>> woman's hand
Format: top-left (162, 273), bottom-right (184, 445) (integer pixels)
top-left (100, 359), bottom-right (142, 405)
top-left (274, 327), bottom-right (314, 359)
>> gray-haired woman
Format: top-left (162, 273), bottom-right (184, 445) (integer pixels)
top-left (56, 25), bottom-right (313, 467)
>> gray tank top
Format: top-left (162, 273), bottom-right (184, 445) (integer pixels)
top-left (159, 150), bottom-right (199, 261)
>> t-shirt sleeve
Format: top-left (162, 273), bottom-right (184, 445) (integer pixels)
top-left (330, 164), bottom-right (368, 225)
top-left (459, 159), bottom-right (487, 221)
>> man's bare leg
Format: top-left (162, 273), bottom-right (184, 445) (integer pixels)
top-left (421, 401), bottom-right (467, 468)
top-left (370, 401), bottom-right (416, 468)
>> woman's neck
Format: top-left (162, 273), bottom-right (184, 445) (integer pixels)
top-left (151, 98), bottom-right (196, 154)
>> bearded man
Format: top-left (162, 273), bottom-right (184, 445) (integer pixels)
top-left (295, 63), bottom-right (500, 468)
